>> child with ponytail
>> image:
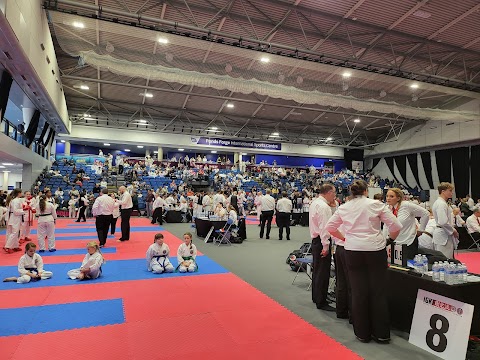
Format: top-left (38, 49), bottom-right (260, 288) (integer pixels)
top-left (67, 241), bottom-right (105, 280)
top-left (177, 232), bottom-right (197, 272)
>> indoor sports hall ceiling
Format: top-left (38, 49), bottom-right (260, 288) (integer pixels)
top-left (44, 0), bottom-right (480, 148)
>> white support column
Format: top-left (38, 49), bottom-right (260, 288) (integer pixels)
top-left (22, 164), bottom-right (32, 190)
top-left (157, 147), bottom-right (163, 161)
top-left (2, 171), bottom-right (9, 191)
top-left (65, 141), bottom-right (71, 155)
top-left (234, 152), bottom-right (240, 164)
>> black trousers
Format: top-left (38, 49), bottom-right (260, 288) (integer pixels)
top-left (311, 236), bottom-right (331, 307)
top-left (277, 212), bottom-right (291, 240)
top-left (151, 207), bottom-right (163, 225)
top-left (346, 249), bottom-right (390, 340)
top-left (96, 215), bottom-right (113, 246)
top-left (402, 237), bottom-right (419, 261)
top-left (260, 210), bottom-right (274, 238)
top-left (120, 208), bottom-right (132, 240)
top-left (77, 206), bottom-right (86, 221)
top-left (118, 165), bottom-right (124, 174)
top-left (110, 217), bottom-right (118, 235)
top-left (334, 245), bottom-right (351, 318)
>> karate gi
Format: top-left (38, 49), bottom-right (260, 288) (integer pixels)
top-left (146, 242), bottom-right (174, 273)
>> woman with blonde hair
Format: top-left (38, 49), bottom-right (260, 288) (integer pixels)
top-left (385, 187), bottom-right (429, 261)
top-left (67, 241), bottom-right (105, 280)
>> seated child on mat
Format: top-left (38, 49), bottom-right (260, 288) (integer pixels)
top-left (3, 242), bottom-right (53, 283)
top-left (146, 233), bottom-right (174, 274)
top-left (177, 232), bottom-right (197, 273)
top-left (67, 241), bottom-right (105, 280)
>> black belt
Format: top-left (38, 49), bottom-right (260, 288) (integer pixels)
top-left (39, 213), bottom-right (53, 217)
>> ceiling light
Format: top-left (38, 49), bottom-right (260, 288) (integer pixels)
top-left (353, 118), bottom-right (361, 123)
top-left (241, 153), bottom-right (247, 155)
top-left (260, 57), bottom-right (270, 63)
top-left (210, 127), bottom-right (218, 130)
top-left (211, 150), bottom-right (217, 154)
top-left (3, 171), bottom-right (10, 173)
top-left (142, 93), bottom-right (153, 98)
top-left (2, 163), bottom-right (13, 166)
top-left (226, 103), bottom-right (234, 108)
top-left (80, 85), bottom-right (89, 90)
top-left (60, 140), bottom-right (65, 143)
top-left (72, 21), bottom-right (85, 29)
top-left (410, 83), bottom-right (419, 89)
top-left (137, 145), bottom-right (144, 148)
top-left (139, 119), bottom-right (147, 124)
top-left (104, 143), bottom-right (110, 146)
top-left (158, 37), bottom-right (169, 44)
top-left (83, 113), bottom-right (91, 118)
top-left (342, 71), bottom-right (352, 78)
top-left (0, 166), bottom-right (5, 168)
top-left (153, 151), bottom-right (158, 153)
top-left (272, 132), bottom-right (279, 136)
top-left (124, 149), bottom-right (131, 152)
top-left (178, 148), bottom-right (184, 151)
top-left (326, 137), bottom-right (333, 141)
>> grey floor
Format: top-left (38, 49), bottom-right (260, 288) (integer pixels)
top-left (163, 221), bottom-right (439, 360)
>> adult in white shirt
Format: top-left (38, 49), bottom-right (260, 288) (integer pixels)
top-left (326, 180), bottom-right (402, 344)
top-left (466, 194), bottom-right (475, 211)
top-left (117, 156), bottom-right (124, 174)
top-left (202, 193), bottom-right (212, 214)
top-left (309, 184), bottom-right (336, 311)
top-left (432, 182), bottom-right (458, 259)
top-left (92, 188), bottom-right (115, 247)
top-left (276, 192), bottom-right (292, 240)
top-left (152, 195), bottom-right (167, 225)
top-left (110, 193), bottom-right (120, 236)
top-left (259, 189), bottom-right (275, 239)
top-left (117, 186), bottom-right (133, 242)
top-left (385, 188), bottom-right (429, 261)
top-left (36, 196), bottom-right (57, 252)
top-left (254, 192), bottom-right (263, 221)
top-left (465, 207), bottom-right (480, 241)
top-left (4, 189), bottom-right (25, 253)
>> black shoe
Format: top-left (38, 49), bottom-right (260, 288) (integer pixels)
top-left (287, 238), bottom-right (290, 240)
top-left (151, 222), bottom-right (155, 224)
top-left (337, 314), bottom-right (349, 319)
top-left (372, 336), bottom-right (390, 344)
top-left (266, 236), bottom-right (270, 239)
top-left (279, 238), bottom-right (282, 241)
top-left (356, 336), bottom-right (371, 343)
top-left (75, 220), bottom-right (80, 222)
top-left (316, 304), bottom-right (335, 312)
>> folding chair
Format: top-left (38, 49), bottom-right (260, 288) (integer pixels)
top-left (467, 231), bottom-right (480, 251)
top-left (213, 218), bottom-right (234, 246)
top-left (291, 243), bottom-right (313, 290)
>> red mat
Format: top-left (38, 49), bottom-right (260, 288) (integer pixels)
top-left (0, 217), bottom-right (361, 360)
top-left (456, 252), bottom-right (480, 275)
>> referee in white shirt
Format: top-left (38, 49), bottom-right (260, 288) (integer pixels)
top-left (117, 186), bottom-right (133, 241)
top-left (276, 192), bottom-right (292, 240)
top-left (326, 180), bottom-right (402, 344)
top-left (92, 188), bottom-right (115, 247)
top-left (309, 184), bottom-right (336, 311)
top-left (260, 189), bottom-right (275, 239)
top-left (465, 207), bottom-right (480, 241)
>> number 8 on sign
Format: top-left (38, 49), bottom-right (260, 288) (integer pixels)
top-left (426, 314), bottom-right (449, 352)
top-left (409, 289), bottom-right (473, 360)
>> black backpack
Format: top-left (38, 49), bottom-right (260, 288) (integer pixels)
top-left (286, 242), bottom-right (312, 271)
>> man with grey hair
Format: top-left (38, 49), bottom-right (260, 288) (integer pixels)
top-left (466, 207), bottom-right (480, 242)
top-left (116, 186), bottom-right (133, 241)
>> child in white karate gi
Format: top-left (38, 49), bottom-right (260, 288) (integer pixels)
top-left (67, 241), bottom-right (105, 280)
top-left (3, 243), bottom-right (53, 283)
top-left (177, 232), bottom-right (197, 273)
top-left (146, 233), bottom-right (174, 274)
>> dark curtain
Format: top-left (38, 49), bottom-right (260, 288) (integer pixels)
top-left (39, 122), bottom-right (49, 145)
top-left (471, 146), bottom-right (480, 201)
top-left (0, 71), bottom-right (13, 119)
top-left (407, 154), bottom-right (422, 190)
top-left (372, 158), bottom-right (381, 169)
top-left (45, 129), bottom-right (55, 147)
top-left (451, 147), bottom-right (470, 198)
top-left (385, 157), bottom-right (401, 184)
top-left (25, 110), bottom-right (40, 147)
top-left (420, 152), bottom-right (434, 189)
top-left (435, 149), bottom-right (453, 183)
top-left (394, 155), bottom-right (412, 189)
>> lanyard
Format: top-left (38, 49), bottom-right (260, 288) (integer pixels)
top-left (392, 204), bottom-right (399, 217)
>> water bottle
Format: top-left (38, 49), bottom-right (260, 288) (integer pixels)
top-left (462, 263), bottom-right (468, 283)
top-left (446, 264), bottom-right (455, 285)
top-left (422, 255), bottom-right (429, 273)
top-left (439, 261), bottom-right (445, 282)
top-left (413, 255), bottom-right (421, 273)
top-left (432, 262), bottom-right (439, 282)
top-left (456, 264), bottom-right (463, 284)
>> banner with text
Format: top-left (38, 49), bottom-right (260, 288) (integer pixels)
top-left (191, 137), bottom-right (281, 151)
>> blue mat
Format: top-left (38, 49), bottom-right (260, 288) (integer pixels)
top-left (0, 256), bottom-right (228, 290)
top-left (0, 226), bottom-right (163, 235)
top-left (0, 298), bottom-right (125, 336)
top-left (37, 248), bottom-right (116, 256)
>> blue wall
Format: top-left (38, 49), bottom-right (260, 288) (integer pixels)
top-left (253, 154), bottom-right (345, 171)
top-left (56, 143), bottom-right (143, 157)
